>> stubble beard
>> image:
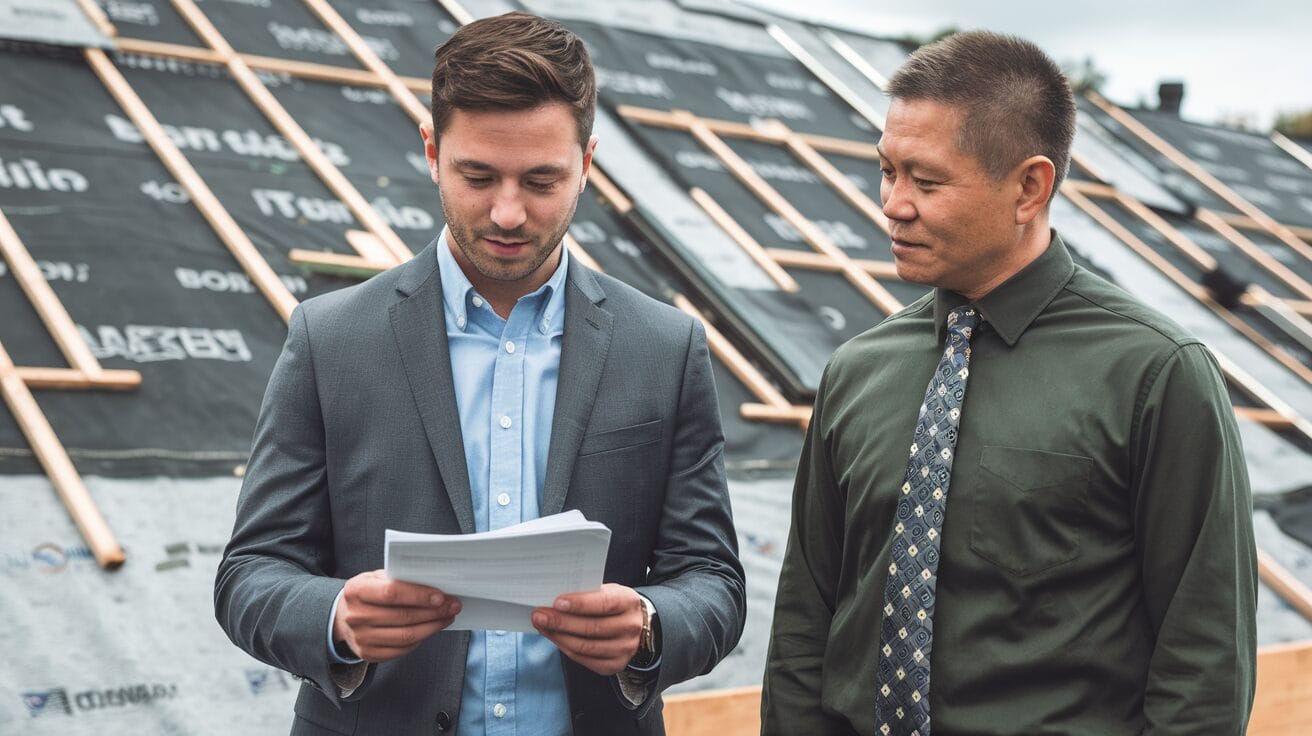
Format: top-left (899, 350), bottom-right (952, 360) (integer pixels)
top-left (441, 193), bottom-right (579, 284)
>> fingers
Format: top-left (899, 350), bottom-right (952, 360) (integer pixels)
top-left (551, 583), bottom-right (632, 617)
top-left (345, 570), bottom-right (451, 608)
top-left (531, 584), bottom-right (644, 676)
top-left (334, 570), bottom-right (463, 663)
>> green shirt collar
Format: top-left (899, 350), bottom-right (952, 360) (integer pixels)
top-left (934, 231), bottom-right (1075, 347)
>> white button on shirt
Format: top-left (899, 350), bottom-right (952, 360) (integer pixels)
top-left (472, 296), bottom-right (484, 308)
top-left (505, 341), bottom-right (516, 354)
top-left (497, 492), bottom-right (510, 507)
top-left (499, 415), bottom-right (512, 429)
top-left (493, 703), bottom-right (507, 719)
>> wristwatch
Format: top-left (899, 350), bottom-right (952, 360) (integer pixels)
top-left (629, 595), bottom-right (661, 670)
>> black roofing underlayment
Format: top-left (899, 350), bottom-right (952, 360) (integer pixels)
top-left (3, 1), bottom-right (1312, 729)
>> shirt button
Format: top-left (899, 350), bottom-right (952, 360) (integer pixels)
top-left (494, 629), bottom-right (507, 636)
top-left (472, 296), bottom-right (484, 308)
top-left (504, 340), bottom-right (515, 354)
top-left (499, 415), bottom-right (512, 429)
top-left (493, 703), bottom-right (507, 719)
top-left (455, 316), bottom-right (466, 329)
top-left (540, 320), bottom-right (549, 334)
top-left (497, 492), bottom-right (510, 507)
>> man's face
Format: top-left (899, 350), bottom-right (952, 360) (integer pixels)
top-left (422, 103), bottom-right (596, 294)
top-left (878, 98), bottom-right (1025, 299)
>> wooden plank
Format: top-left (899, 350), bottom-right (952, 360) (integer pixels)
top-left (1115, 193), bottom-right (1217, 271)
top-left (0, 342), bottom-right (125, 569)
top-left (288, 249), bottom-right (391, 279)
top-left (72, 0), bottom-right (116, 38)
top-left (85, 48), bottom-right (299, 323)
top-left (818, 28), bottom-right (890, 91)
top-left (586, 167), bottom-right (633, 215)
top-left (1259, 549), bottom-right (1312, 624)
top-left (762, 119), bottom-right (890, 235)
top-left (302, 0), bottom-right (430, 122)
top-left (1251, 641), bottom-right (1312, 735)
top-left (0, 209), bottom-right (105, 377)
top-left (435, 0), bottom-right (476, 25)
top-left (662, 642), bottom-right (1312, 736)
top-left (170, 0), bottom-right (412, 265)
top-left (1086, 92), bottom-right (1312, 263)
top-left (690, 188), bottom-right (799, 292)
top-left (766, 24), bottom-right (885, 133)
top-left (1212, 351), bottom-right (1312, 446)
top-left (1199, 208), bottom-right (1312, 300)
top-left (1062, 187), bottom-right (1312, 385)
top-left (616, 105), bottom-right (882, 159)
top-left (680, 112), bottom-right (902, 315)
top-left (741, 403), bottom-right (812, 428)
top-left (15, 368), bottom-right (141, 390)
top-left (665, 685), bottom-right (761, 736)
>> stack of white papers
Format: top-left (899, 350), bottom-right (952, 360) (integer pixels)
top-left (384, 510), bottom-right (612, 632)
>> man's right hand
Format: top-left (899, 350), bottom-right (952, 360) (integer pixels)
top-left (332, 570), bottom-right (462, 662)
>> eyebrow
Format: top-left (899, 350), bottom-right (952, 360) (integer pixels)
top-left (451, 158), bottom-right (570, 177)
top-left (874, 145), bottom-right (949, 178)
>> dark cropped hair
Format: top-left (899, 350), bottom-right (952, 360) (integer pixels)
top-left (887, 31), bottom-right (1075, 197)
top-left (430, 12), bottom-right (596, 147)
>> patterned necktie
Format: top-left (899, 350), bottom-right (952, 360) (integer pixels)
top-left (875, 306), bottom-right (981, 736)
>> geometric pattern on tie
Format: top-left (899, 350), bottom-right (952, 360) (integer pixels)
top-left (875, 306), bottom-right (981, 736)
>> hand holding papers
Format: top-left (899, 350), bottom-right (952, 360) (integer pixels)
top-left (384, 510), bottom-right (611, 632)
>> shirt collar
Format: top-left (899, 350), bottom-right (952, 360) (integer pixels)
top-left (933, 231), bottom-right (1075, 347)
top-left (436, 228), bottom-right (570, 331)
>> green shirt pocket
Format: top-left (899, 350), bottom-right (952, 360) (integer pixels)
top-left (968, 446), bottom-right (1092, 576)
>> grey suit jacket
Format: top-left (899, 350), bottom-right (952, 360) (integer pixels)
top-left (215, 243), bottom-right (745, 736)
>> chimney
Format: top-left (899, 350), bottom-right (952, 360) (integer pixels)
top-left (1157, 81), bottom-right (1184, 116)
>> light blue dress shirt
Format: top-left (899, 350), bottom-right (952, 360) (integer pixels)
top-left (328, 232), bottom-right (572, 735)
top-left (437, 233), bottom-right (572, 736)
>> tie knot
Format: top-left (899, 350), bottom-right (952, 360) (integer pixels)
top-left (946, 306), bottom-right (981, 339)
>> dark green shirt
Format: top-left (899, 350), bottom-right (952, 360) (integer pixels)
top-left (762, 235), bottom-right (1257, 735)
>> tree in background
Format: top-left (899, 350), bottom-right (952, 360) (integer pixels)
top-left (1275, 109), bottom-right (1312, 139)
top-left (1062, 56), bottom-right (1108, 95)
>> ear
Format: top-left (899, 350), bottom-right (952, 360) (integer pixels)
top-left (419, 121), bottom-right (440, 185)
top-left (579, 135), bottom-right (599, 194)
top-left (1014, 155), bottom-right (1056, 225)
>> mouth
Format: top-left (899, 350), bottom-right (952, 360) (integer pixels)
top-left (890, 237), bottom-right (927, 256)
top-left (482, 237), bottom-right (529, 256)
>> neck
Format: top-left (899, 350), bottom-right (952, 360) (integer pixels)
top-left (960, 216), bottom-right (1051, 301)
top-left (447, 235), bottom-right (562, 320)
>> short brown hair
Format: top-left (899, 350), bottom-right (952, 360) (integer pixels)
top-left (887, 31), bottom-right (1075, 197)
top-left (430, 12), bottom-right (596, 147)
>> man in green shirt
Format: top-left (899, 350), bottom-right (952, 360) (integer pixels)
top-left (762, 31), bottom-right (1257, 735)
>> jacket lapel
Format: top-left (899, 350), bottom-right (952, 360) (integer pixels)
top-left (541, 262), bottom-right (613, 517)
top-left (389, 243), bottom-right (475, 534)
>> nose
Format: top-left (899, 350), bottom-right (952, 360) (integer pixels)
top-left (490, 184), bottom-right (527, 232)
top-left (880, 177), bottom-right (915, 222)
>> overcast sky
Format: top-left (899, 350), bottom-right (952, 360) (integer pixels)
top-left (747, 0), bottom-right (1312, 130)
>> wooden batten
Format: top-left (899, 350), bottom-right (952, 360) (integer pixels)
top-left (1198, 208), bottom-right (1312, 301)
top-left (1258, 549), bottom-right (1312, 625)
top-left (760, 119), bottom-right (890, 235)
top-left (0, 210), bottom-right (106, 377)
top-left (690, 188), bottom-right (800, 292)
top-left (170, 0), bottom-right (411, 266)
top-left (288, 249), bottom-right (391, 279)
top-left (665, 685), bottom-right (762, 736)
top-left (1085, 92), bottom-right (1312, 263)
top-left (301, 0), bottom-right (429, 123)
top-left (1064, 187), bottom-right (1312, 384)
top-left (435, 0), bottom-right (477, 25)
top-left (678, 112), bottom-right (901, 315)
top-left (1115, 193), bottom-right (1217, 271)
top-left (766, 24), bottom-right (886, 133)
top-left (818, 28), bottom-right (890, 91)
top-left (616, 105), bottom-right (881, 159)
top-left (72, 0), bottom-right (116, 38)
top-left (0, 342), bottom-right (125, 569)
top-left (85, 48), bottom-right (298, 322)
top-left (15, 368), bottom-right (141, 391)
top-left (1213, 351), bottom-right (1312, 445)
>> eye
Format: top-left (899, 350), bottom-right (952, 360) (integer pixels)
top-left (879, 167), bottom-right (894, 180)
top-left (914, 177), bottom-right (939, 189)
top-left (526, 179), bottom-right (559, 192)
top-left (463, 176), bottom-right (492, 187)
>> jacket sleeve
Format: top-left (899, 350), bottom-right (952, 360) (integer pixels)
top-left (1134, 342), bottom-right (1257, 734)
top-left (628, 318), bottom-right (747, 717)
top-left (214, 304), bottom-right (358, 706)
top-left (761, 363), bottom-right (855, 734)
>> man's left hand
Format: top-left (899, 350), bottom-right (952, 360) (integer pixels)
top-left (532, 583), bottom-right (645, 676)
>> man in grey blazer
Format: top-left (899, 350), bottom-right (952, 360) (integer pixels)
top-left (214, 12), bottom-right (744, 735)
